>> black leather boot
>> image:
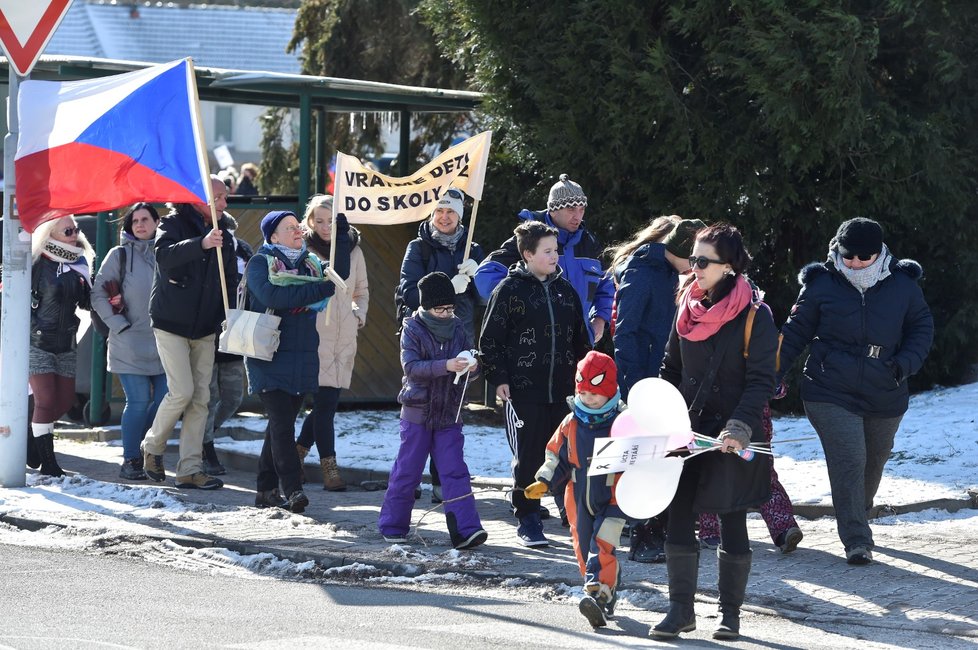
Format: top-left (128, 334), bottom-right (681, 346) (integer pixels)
top-left (26, 397), bottom-right (40, 469)
top-left (202, 441), bottom-right (227, 476)
top-left (714, 548), bottom-right (752, 640)
top-left (650, 543), bottom-right (699, 638)
top-left (36, 433), bottom-right (65, 477)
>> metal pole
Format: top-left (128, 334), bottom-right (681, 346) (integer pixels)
top-left (398, 110), bottom-right (410, 176)
top-left (298, 93), bottom-right (311, 208)
top-left (0, 69), bottom-right (29, 487)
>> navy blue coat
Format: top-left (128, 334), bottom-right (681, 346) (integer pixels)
top-left (612, 242), bottom-right (680, 399)
top-left (779, 257), bottom-right (934, 418)
top-left (244, 236), bottom-right (350, 396)
top-left (397, 220), bottom-right (485, 335)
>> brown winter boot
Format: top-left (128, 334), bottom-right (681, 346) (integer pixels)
top-left (296, 443), bottom-right (310, 483)
top-left (321, 455), bottom-right (346, 492)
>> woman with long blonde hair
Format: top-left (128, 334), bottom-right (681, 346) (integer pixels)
top-left (28, 215), bottom-right (94, 476)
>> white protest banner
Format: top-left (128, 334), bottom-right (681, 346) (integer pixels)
top-left (333, 131), bottom-right (492, 225)
top-left (587, 435), bottom-right (677, 476)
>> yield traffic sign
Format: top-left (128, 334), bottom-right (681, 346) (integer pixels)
top-left (0, 0), bottom-right (74, 77)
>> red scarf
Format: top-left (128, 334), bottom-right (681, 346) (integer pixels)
top-left (676, 275), bottom-right (752, 341)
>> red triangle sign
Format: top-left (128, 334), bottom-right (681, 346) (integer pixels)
top-left (0, 0), bottom-right (74, 77)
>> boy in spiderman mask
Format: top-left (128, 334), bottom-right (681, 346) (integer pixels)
top-left (525, 350), bottom-right (627, 629)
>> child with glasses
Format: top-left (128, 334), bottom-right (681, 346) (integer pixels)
top-left (378, 272), bottom-right (488, 550)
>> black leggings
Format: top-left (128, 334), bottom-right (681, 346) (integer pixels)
top-left (666, 457), bottom-right (750, 555)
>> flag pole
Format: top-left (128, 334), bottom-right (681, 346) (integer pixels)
top-left (185, 58), bottom-right (229, 313)
top-left (462, 198), bottom-right (480, 260)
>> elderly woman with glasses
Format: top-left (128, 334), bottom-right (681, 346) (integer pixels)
top-left (777, 218), bottom-right (933, 566)
top-left (27, 215), bottom-right (94, 476)
top-left (394, 188), bottom-right (485, 502)
top-left (244, 210), bottom-right (350, 513)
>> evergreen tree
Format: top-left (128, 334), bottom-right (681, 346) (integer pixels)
top-left (420, 0), bottom-right (978, 389)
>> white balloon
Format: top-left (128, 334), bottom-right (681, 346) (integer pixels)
top-left (627, 377), bottom-right (690, 436)
top-left (614, 457), bottom-right (685, 519)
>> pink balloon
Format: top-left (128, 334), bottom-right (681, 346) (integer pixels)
top-left (666, 430), bottom-right (694, 450)
top-left (610, 410), bottom-right (644, 438)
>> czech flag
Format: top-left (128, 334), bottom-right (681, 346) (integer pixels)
top-left (15, 59), bottom-right (209, 233)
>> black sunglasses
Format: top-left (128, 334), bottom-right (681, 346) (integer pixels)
top-left (688, 255), bottom-right (725, 270)
top-left (445, 188), bottom-right (464, 200)
top-left (841, 252), bottom-right (875, 262)
top-left (62, 226), bottom-right (81, 237)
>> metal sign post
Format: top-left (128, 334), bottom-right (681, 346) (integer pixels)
top-left (0, 68), bottom-right (29, 487)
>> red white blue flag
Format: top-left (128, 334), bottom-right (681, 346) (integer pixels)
top-left (14, 59), bottom-right (209, 232)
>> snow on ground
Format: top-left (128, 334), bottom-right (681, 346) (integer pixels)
top-left (1, 382), bottom-right (976, 580)
top-left (213, 382), bottom-right (978, 506)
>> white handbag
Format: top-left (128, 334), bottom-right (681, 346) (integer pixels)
top-left (218, 270), bottom-right (281, 361)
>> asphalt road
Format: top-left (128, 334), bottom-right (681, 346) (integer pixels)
top-left (0, 543), bottom-right (972, 649)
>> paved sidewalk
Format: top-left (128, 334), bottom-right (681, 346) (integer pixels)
top-left (4, 437), bottom-right (978, 639)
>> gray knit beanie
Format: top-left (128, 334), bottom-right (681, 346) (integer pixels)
top-left (547, 174), bottom-right (588, 212)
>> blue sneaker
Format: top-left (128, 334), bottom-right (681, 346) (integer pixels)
top-left (517, 512), bottom-right (549, 547)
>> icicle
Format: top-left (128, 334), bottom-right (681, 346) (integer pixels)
top-left (349, 113), bottom-right (355, 133)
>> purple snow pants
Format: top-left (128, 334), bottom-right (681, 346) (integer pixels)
top-left (378, 419), bottom-right (482, 541)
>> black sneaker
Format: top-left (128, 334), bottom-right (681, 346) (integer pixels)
top-left (285, 490), bottom-right (309, 514)
top-left (578, 595), bottom-right (608, 628)
top-left (846, 547), bottom-right (873, 565)
top-left (454, 528), bottom-right (488, 550)
top-left (119, 458), bottom-right (148, 480)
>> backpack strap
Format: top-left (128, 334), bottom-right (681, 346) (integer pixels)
top-left (742, 299), bottom-right (782, 372)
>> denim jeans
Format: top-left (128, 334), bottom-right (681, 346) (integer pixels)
top-left (117, 373), bottom-right (168, 461)
top-left (804, 400), bottom-right (903, 552)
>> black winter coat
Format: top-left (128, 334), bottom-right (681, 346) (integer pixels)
top-left (479, 263), bottom-right (590, 403)
top-left (149, 205), bottom-right (239, 340)
top-left (30, 257), bottom-right (91, 353)
top-left (661, 301), bottom-right (777, 514)
top-left (778, 257), bottom-right (933, 418)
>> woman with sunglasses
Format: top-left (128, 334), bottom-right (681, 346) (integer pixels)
top-left (778, 218), bottom-right (933, 566)
top-left (652, 223), bottom-right (777, 641)
top-left (92, 203), bottom-right (167, 480)
top-left (27, 216), bottom-right (94, 476)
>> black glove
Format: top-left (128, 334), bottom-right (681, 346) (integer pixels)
top-left (335, 213), bottom-right (350, 236)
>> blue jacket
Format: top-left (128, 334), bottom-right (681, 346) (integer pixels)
top-left (244, 236), bottom-right (350, 395)
top-left (396, 220), bottom-right (485, 335)
top-left (778, 257), bottom-right (933, 417)
top-left (474, 209), bottom-right (614, 343)
top-left (612, 242), bottom-right (679, 399)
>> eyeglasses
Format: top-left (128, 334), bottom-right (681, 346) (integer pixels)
top-left (279, 225), bottom-right (303, 233)
top-left (430, 306), bottom-right (455, 316)
top-left (688, 255), bottom-right (725, 270)
top-left (841, 252), bottom-right (875, 262)
top-left (445, 188), bottom-right (464, 200)
top-left (62, 226), bottom-right (81, 237)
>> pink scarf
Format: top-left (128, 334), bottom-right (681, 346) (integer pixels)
top-left (676, 275), bottom-right (752, 341)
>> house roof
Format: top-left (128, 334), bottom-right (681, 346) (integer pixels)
top-left (8, 55), bottom-right (482, 114)
top-left (46, 1), bottom-right (301, 74)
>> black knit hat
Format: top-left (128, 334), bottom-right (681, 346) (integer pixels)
top-left (663, 218), bottom-right (706, 258)
top-left (835, 218), bottom-right (883, 258)
top-left (418, 272), bottom-right (456, 309)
